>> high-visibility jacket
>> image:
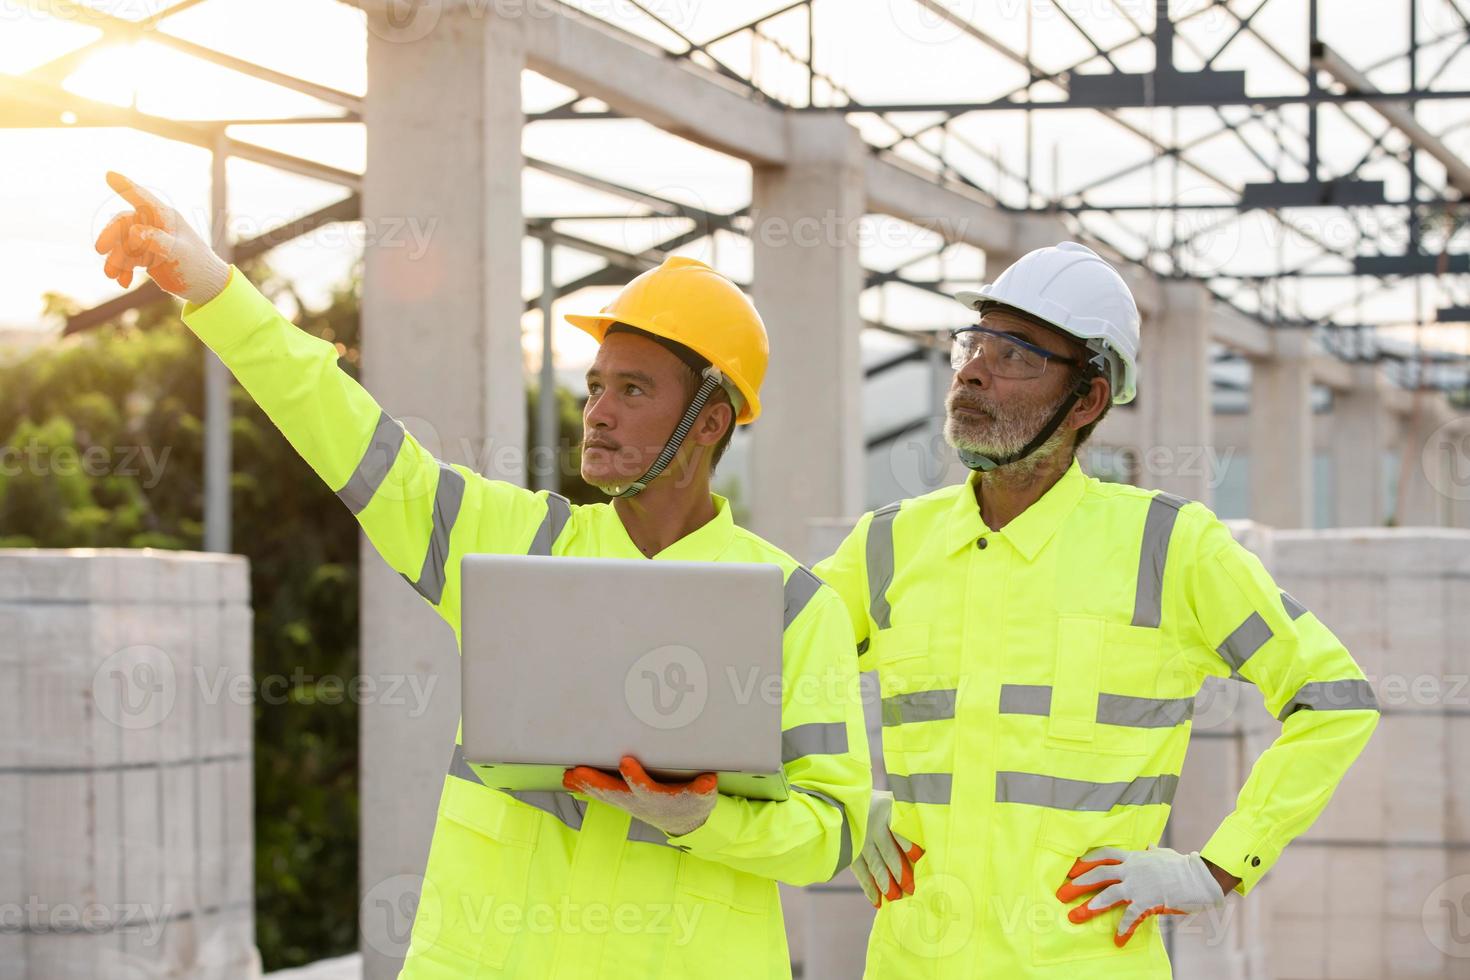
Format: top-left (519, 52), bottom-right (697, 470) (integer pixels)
top-left (815, 459), bottom-right (1379, 978)
top-left (181, 267), bottom-right (871, 979)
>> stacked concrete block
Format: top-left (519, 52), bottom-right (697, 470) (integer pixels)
top-left (1448, 554), bottom-right (1470, 980)
top-left (0, 548), bottom-right (259, 979)
top-left (1265, 529), bottom-right (1470, 979)
top-left (1165, 524), bottom-right (1470, 979)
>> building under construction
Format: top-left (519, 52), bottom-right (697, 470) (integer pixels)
top-left (2, 1), bottom-right (1468, 977)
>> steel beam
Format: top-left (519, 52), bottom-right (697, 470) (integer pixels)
top-left (1313, 41), bottom-right (1470, 196)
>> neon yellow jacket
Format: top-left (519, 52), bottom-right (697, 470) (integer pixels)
top-left (815, 459), bottom-right (1378, 979)
top-left (181, 267), bottom-right (870, 979)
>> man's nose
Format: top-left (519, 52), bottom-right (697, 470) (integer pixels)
top-left (954, 352), bottom-right (992, 388)
top-left (584, 393), bottom-right (615, 429)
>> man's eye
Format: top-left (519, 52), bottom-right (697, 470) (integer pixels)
top-left (587, 382), bottom-right (602, 395)
top-left (626, 384), bottom-right (644, 396)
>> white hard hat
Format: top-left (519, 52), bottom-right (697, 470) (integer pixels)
top-left (954, 241), bottom-right (1140, 405)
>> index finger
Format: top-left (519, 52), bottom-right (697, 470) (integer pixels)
top-left (105, 171), bottom-right (167, 223)
top-left (1077, 846), bottom-right (1126, 864)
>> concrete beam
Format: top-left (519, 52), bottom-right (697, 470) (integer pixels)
top-left (1210, 303), bottom-right (1272, 358)
top-left (1382, 384), bottom-right (1415, 417)
top-left (1310, 352), bottom-right (1355, 391)
top-left (520, 3), bottom-right (787, 164)
top-left (863, 155), bottom-right (1055, 256)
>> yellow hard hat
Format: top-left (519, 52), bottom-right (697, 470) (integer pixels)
top-left (564, 255), bottom-right (768, 424)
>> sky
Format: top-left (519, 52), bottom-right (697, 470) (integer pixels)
top-left (3, 0), bottom-right (1470, 377)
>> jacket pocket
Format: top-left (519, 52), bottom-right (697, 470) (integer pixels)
top-left (1029, 808), bottom-right (1156, 967)
top-left (1045, 617), bottom-right (1164, 759)
top-left (412, 781), bottom-right (540, 971)
top-left (661, 856), bottom-right (774, 979)
top-left (872, 623), bottom-right (947, 758)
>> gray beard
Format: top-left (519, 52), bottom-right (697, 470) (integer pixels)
top-left (943, 390), bottom-right (1071, 478)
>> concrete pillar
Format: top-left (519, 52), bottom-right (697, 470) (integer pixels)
top-left (1332, 365), bottom-right (1389, 528)
top-left (1449, 414), bottom-right (1470, 529)
top-left (0, 549), bottom-right (256, 978)
top-left (1267, 528), bottom-right (1470, 976)
top-left (749, 115), bottom-right (866, 552)
top-left (1140, 281), bottom-right (1213, 503)
top-left (1398, 397), bottom-right (1452, 527)
top-left (1453, 482), bottom-right (1470, 530)
top-left (360, 10), bottom-right (527, 979)
top-left (1248, 331), bottom-right (1313, 528)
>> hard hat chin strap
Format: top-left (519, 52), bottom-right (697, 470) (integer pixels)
top-left (611, 366), bottom-right (725, 499)
top-left (957, 374), bottom-right (1093, 473)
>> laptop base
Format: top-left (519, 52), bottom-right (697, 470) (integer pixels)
top-left (465, 761), bottom-right (790, 803)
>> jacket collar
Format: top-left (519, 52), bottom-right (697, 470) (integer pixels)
top-left (612, 492), bottom-right (737, 561)
top-left (945, 457), bottom-right (1088, 560)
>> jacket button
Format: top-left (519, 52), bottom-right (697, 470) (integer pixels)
top-left (976, 538), bottom-right (988, 550)
top-left (1251, 856), bottom-right (1261, 867)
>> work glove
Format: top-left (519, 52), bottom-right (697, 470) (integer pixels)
top-left (95, 171), bottom-right (231, 306)
top-left (1056, 845), bottom-right (1226, 947)
top-left (562, 756), bottom-right (718, 837)
top-left (850, 790), bottom-right (925, 908)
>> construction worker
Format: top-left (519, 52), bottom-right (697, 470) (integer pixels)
top-left (816, 241), bottom-right (1380, 978)
top-left (95, 171), bottom-right (870, 978)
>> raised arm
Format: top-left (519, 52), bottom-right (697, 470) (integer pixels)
top-left (95, 171), bottom-right (553, 634)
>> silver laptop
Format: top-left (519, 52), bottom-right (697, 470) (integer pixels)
top-left (460, 555), bottom-right (790, 802)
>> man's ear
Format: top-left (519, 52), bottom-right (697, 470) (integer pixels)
top-left (1069, 375), bottom-right (1111, 430)
top-left (694, 399), bottom-right (735, 447)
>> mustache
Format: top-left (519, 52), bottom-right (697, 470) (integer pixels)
top-left (947, 393), bottom-right (996, 416)
top-left (583, 434), bottom-right (621, 451)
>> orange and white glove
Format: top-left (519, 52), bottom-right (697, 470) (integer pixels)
top-left (95, 171), bottom-right (231, 306)
top-left (562, 756), bottom-right (718, 837)
top-left (1056, 845), bottom-right (1226, 947)
top-left (850, 790), bottom-right (924, 908)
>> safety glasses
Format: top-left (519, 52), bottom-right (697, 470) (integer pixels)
top-left (948, 326), bottom-right (1081, 378)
